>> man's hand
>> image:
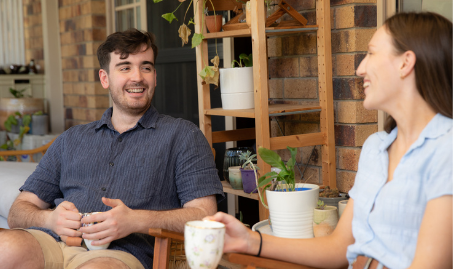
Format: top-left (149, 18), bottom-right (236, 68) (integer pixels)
top-left (45, 201), bottom-right (82, 239)
top-left (79, 197), bottom-right (135, 246)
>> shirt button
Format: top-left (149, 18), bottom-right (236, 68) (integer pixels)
top-left (101, 187), bottom-right (106, 191)
top-left (118, 138), bottom-right (122, 142)
top-left (109, 162), bottom-right (114, 167)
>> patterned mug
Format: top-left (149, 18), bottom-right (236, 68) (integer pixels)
top-left (80, 212), bottom-right (110, 250)
top-left (184, 220), bottom-right (225, 269)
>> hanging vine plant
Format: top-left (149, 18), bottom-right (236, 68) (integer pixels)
top-left (153, 0), bottom-right (220, 88)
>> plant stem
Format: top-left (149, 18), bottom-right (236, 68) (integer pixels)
top-left (183, 0), bottom-right (194, 22)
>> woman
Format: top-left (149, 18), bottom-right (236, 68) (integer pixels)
top-left (205, 12), bottom-right (452, 269)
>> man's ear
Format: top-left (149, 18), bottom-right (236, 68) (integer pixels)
top-left (99, 69), bottom-right (109, 89)
top-left (400, 50), bottom-right (416, 78)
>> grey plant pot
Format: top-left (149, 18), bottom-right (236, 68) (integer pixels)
top-left (31, 114), bottom-right (48, 135)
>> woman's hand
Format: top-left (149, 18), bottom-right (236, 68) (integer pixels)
top-left (203, 212), bottom-right (258, 254)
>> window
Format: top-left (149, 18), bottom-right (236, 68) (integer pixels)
top-left (113, 0), bottom-right (147, 31)
top-left (398, 0), bottom-right (452, 21)
top-left (0, 0), bottom-right (25, 66)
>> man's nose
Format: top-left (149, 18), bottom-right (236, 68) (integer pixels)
top-left (130, 68), bottom-right (143, 81)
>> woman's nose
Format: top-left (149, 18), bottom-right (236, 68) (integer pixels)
top-left (356, 55), bottom-right (367, 77)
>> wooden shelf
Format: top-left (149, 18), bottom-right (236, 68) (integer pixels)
top-left (205, 103), bottom-right (321, 118)
top-left (222, 181), bottom-right (259, 200)
top-left (203, 25), bottom-right (319, 39)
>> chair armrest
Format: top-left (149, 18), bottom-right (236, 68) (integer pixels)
top-left (148, 228), bottom-right (184, 241)
top-left (0, 137), bottom-right (57, 162)
top-left (223, 253), bottom-right (321, 269)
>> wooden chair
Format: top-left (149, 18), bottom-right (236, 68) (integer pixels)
top-left (149, 228), bottom-right (325, 269)
top-left (0, 137), bottom-right (56, 162)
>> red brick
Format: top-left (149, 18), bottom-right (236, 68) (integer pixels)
top-left (335, 101), bottom-right (377, 123)
top-left (267, 37), bottom-right (282, 57)
top-left (300, 56), bottom-right (318, 77)
top-left (333, 77), bottom-right (365, 100)
top-left (284, 78), bottom-right (317, 99)
top-left (282, 34), bottom-right (316, 56)
top-left (336, 147), bottom-right (361, 171)
top-left (331, 29), bottom-right (376, 53)
top-left (336, 170), bottom-right (356, 193)
top-left (268, 57), bottom-right (299, 78)
top-left (285, 122), bottom-right (319, 135)
top-left (269, 79), bottom-right (283, 98)
top-left (334, 124), bottom-right (377, 147)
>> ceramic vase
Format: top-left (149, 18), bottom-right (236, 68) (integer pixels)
top-left (228, 166), bottom-right (243, 190)
top-left (266, 183), bottom-right (319, 239)
top-left (313, 206), bottom-right (339, 237)
top-left (240, 168), bottom-right (257, 193)
top-left (223, 147), bottom-right (254, 183)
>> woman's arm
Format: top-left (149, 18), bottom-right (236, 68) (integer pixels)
top-left (207, 199), bottom-right (356, 269)
top-left (408, 195), bottom-right (452, 269)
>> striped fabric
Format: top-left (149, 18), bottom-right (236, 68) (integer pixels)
top-left (21, 105), bottom-right (224, 269)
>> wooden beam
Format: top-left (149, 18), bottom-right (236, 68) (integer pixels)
top-left (270, 133), bottom-right (326, 150)
top-left (316, 0), bottom-right (336, 189)
top-left (212, 128), bottom-right (256, 143)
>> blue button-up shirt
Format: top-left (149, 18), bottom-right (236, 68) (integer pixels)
top-left (347, 113), bottom-right (453, 268)
top-left (21, 106), bottom-right (224, 269)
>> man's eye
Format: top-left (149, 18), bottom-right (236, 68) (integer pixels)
top-left (143, 67), bottom-right (152, 71)
top-left (120, 67), bottom-right (130, 71)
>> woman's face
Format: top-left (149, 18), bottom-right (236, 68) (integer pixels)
top-left (356, 26), bottom-right (405, 111)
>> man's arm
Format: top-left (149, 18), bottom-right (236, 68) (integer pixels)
top-left (80, 195), bottom-right (217, 246)
top-left (8, 191), bottom-right (83, 238)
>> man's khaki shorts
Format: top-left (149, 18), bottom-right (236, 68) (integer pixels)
top-left (24, 229), bottom-right (145, 269)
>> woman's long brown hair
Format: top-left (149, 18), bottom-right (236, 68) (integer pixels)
top-left (384, 12), bottom-right (452, 133)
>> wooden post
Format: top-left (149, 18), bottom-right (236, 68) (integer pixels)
top-left (316, 0), bottom-right (336, 188)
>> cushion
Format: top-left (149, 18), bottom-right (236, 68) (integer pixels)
top-left (0, 162), bottom-right (38, 218)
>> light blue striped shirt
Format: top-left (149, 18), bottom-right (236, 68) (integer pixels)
top-left (347, 113), bottom-right (453, 269)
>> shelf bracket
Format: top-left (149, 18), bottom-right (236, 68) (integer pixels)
top-left (265, 0), bottom-right (308, 27)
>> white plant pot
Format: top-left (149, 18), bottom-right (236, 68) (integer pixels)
top-left (219, 66), bottom-right (253, 94)
top-left (221, 92), bottom-right (254, 110)
top-left (266, 183), bottom-right (319, 239)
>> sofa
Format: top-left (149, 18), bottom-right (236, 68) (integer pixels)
top-left (0, 162), bottom-right (38, 228)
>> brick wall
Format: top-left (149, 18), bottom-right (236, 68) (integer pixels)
top-left (58, 0), bottom-right (108, 129)
top-left (23, 0), bottom-right (44, 73)
top-left (267, 0), bottom-right (378, 193)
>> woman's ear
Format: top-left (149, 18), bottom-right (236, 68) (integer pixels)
top-left (400, 50), bottom-right (416, 79)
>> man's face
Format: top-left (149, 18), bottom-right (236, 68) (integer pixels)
top-left (99, 45), bottom-right (157, 116)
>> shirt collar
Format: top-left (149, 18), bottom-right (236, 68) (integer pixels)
top-left (378, 113), bottom-right (452, 152)
top-left (95, 105), bottom-right (160, 132)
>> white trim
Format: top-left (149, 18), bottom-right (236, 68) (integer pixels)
top-left (42, 0), bottom-right (65, 133)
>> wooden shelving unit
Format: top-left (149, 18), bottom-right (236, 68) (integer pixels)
top-left (194, 0), bottom-right (336, 221)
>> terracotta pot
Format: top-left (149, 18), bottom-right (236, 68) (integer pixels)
top-left (0, 98), bottom-right (44, 131)
top-left (205, 15), bottom-right (222, 33)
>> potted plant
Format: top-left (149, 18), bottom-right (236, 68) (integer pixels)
top-left (0, 88), bottom-right (44, 131)
top-left (239, 150), bottom-right (259, 194)
top-left (318, 186), bottom-right (348, 207)
top-left (313, 200), bottom-right (338, 237)
top-left (204, 7), bottom-right (222, 33)
top-left (256, 146), bottom-right (320, 239)
top-left (1, 112), bottom-right (32, 160)
top-left (219, 53), bottom-right (254, 109)
top-left (153, 0), bottom-right (223, 87)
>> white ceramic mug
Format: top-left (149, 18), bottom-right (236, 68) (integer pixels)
top-left (80, 212), bottom-right (110, 250)
top-left (184, 220), bottom-right (225, 269)
top-left (338, 200), bottom-right (348, 218)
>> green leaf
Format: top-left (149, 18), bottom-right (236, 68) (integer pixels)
top-left (257, 172), bottom-right (278, 187)
top-left (22, 114), bottom-right (31, 127)
top-left (162, 13), bottom-right (178, 23)
top-left (153, 0), bottom-right (164, 2)
top-left (191, 33), bottom-right (204, 48)
top-left (188, 18), bottom-right (195, 25)
top-left (0, 143), bottom-right (7, 150)
top-left (199, 65), bottom-right (214, 80)
top-left (239, 53), bottom-right (253, 67)
top-left (258, 147), bottom-right (285, 169)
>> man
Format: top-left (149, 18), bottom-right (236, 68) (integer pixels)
top-left (0, 29), bottom-right (224, 269)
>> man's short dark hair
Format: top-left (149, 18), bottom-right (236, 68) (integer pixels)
top-left (97, 29), bottom-right (158, 73)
